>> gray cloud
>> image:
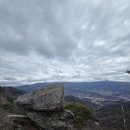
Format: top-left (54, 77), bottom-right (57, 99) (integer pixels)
top-left (0, 0), bottom-right (130, 85)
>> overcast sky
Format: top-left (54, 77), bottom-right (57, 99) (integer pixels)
top-left (0, 0), bottom-right (130, 86)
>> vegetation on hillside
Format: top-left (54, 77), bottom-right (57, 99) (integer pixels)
top-left (1, 97), bottom-right (15, 112)
top-left (65, 103), bottom-right (98, 129)
top-left (0, 97), bottom-right (25, 115)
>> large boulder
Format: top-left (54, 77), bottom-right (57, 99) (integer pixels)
top-left (27, 110), bottom-right (74, 130)
top-left (14, 84), bottom-right (76, 130)
top-left (15, 83), bottom-right (64, 111)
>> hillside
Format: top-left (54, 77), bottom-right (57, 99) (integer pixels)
top-left (65, 95), bottom-right (98, 110)
top-left (65, 95), bottom-right (130, 130)
top-left (0, 86), bottom-right (25, 99)
top-left (96, 101), bottom-right (130, 130)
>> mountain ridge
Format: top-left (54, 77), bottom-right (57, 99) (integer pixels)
top-left (17, 81), bottom-right (130, 92)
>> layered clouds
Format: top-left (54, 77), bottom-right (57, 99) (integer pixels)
top-left (0, 0), bottom-right (130, 85)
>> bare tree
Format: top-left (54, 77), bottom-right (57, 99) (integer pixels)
top-left (121, 104), bottom-right (127, 130)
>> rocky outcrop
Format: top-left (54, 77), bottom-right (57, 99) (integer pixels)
top-left (27, 110), bottom-right (73, 130)
top-left (15, 83), bottom-right (74, 130)
top-left (1, 114), bottom-right (42, 130)
top-left (15, 84), bottom-right (64, 111)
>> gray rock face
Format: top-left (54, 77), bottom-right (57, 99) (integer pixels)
top-left (15, 84), bottom-right (64, 111)
top-left (27, 110), bottom-right (73, 130)
top-left (1, 114), bottom-right (42, 130)
top-left (14, 83), bottom-right (76, 130)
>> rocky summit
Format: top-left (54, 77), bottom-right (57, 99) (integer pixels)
top-left (14, 83), bottom-right (74, 130)
top-left (0, 84), bottom-right (99, 130)
top-left (15, 83), bottom-right (64, 111)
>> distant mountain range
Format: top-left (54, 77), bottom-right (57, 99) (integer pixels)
top-left (17, 81), bottom-right (130, 92)
top-left (17, 82), bottom-right (48, 92)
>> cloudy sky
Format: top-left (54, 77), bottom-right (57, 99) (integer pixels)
top-left (0, 0), bottom-right (130, 86)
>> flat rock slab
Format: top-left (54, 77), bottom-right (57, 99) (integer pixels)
top-left (15, 84), bottom-right (64, 111)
